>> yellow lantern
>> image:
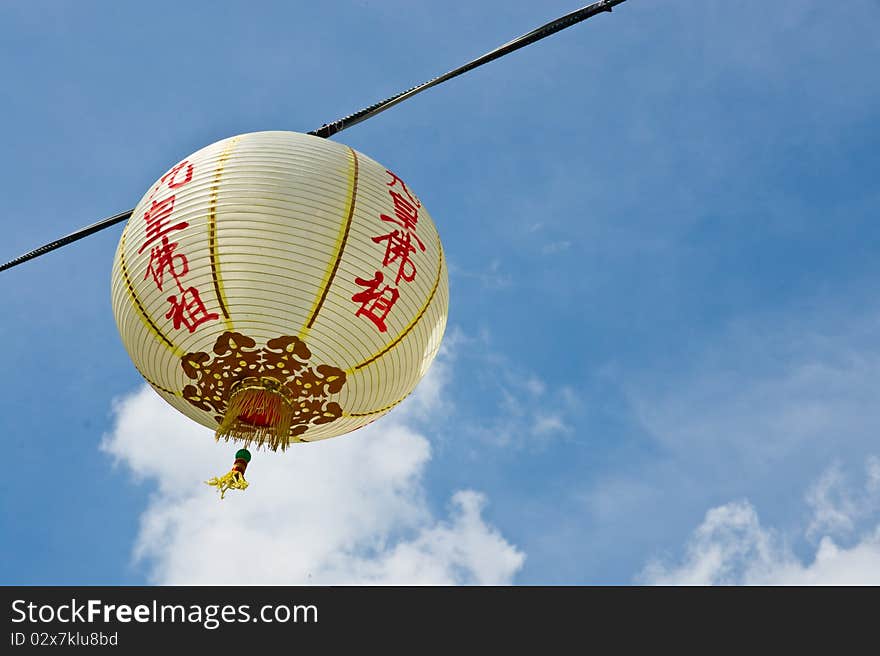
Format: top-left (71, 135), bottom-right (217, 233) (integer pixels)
top-left (110, 131), bottom-right (448, 495)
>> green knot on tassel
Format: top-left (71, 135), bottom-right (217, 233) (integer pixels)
top-left (206, 448), bottom-right (252, 499)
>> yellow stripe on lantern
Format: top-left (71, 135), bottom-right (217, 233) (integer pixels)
top-left (119, 231), bottom-right (184, 358)
top-left (299, 147), bottom-right (360, 340)
top-left (136, 366), bottom-right (182, 396)
top-left (348, 240), bottom-right (444, 374)
top-left (208, 136), bottom-right (239, 331)
top-left (345, 395), bottom-right (407, 417)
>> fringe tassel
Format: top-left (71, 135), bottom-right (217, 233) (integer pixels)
top-left (216, 387), bottom-right (294, 451)
top-left (206, 449), bottom-right (252, 499)
top-left (205, 469), bottom-right (249, 499)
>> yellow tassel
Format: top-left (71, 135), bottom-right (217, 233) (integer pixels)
top-left (205, 469), bottom-right (249, 499)
top-left (206, 449), bottom-right (252, 499)
top-left (216, 385), bottom-right (294, 451)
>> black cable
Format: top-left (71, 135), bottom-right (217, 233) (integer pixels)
top-left (308, 0), bottom-right (627, 138)
top-left (0, 210), bottom-right (133, 273)
top-left (0, 0), bottom-right (628, 274)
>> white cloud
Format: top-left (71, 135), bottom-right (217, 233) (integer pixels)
top-left (101, 351), bottom-right (524, 585)
top-left (628, 306), bottom-right (880, 481)
top-left (560, 302), bottom-right (880, 584)
top-left (806, 456), bottom-right (880, 541)
top-left (456, 335), bottom-right (576, 449)
top-left (533, 414), bottom-right (569, 436)
top-left (866, 455), bottom-right (880, 493)
top-left (806, 463), bottom-right (857, 539)
top-left (525, 377), bottom-right (546, 397)
top-left (448, 258), bottom-right (511, 290)
top-left (640, 459), bottom-right (880, 585)
top-left (540, 240), bottom-right (571, 255)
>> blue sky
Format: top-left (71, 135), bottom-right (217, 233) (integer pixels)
top-left (2, 0), bottom-right (880, 584)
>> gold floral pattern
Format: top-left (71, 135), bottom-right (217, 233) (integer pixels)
top-left (180, 331), bottom-right (346, 441)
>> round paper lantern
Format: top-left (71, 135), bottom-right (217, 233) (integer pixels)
top-left (111, 131), bottom-right (448, 458)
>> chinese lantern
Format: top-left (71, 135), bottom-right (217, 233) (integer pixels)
top-left (110, 131), bottom-right (448, 495)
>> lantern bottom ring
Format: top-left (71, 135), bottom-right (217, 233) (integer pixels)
top-left (217, 377), bottom-right (299, 452)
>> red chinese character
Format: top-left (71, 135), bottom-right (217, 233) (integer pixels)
top-left (385, 170), bottom-right (421, 208)
top-left (145, 181), bottom-right (162, 205)
top-left (382, 190), bottom-right (421, 233)
top-left (144, 236), bottom-right (189, 291)
top-left (161, 160), bottom-right (194, 189)
top-left (143, 161), bottom-right (194, 206)
top-left (351, 271), bottom-right (399, 333)
top-left (372, 229), bottom-right (426, 284)
top-left (138, 196), bottom-right (189, 254)
top-left (165, 287), bottom-right (219, 333)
